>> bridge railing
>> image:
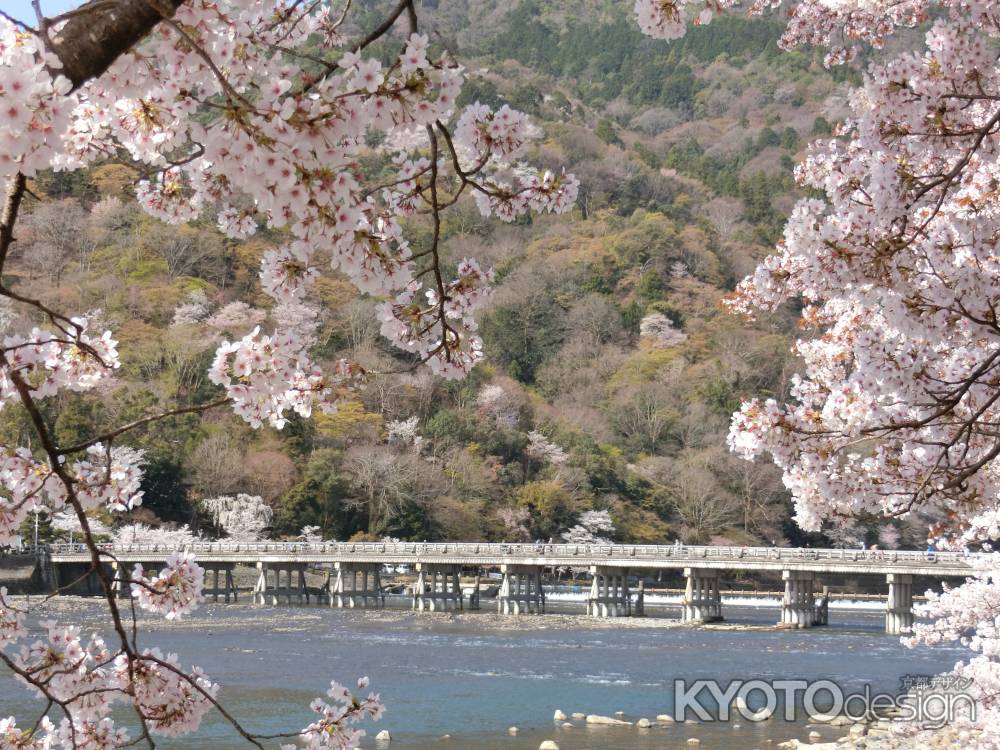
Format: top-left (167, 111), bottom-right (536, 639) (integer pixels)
top-left (42, 541), bottom-right (976, 567)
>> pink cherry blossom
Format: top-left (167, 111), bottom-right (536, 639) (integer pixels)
top-left (131, 552), bottom-right (205, 620)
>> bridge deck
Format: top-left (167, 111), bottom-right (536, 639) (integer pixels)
top-left (46, 542), bottom-right (977, 578)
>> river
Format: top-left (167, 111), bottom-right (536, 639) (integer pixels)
top-left (0, 593), bottom-right (971, 749)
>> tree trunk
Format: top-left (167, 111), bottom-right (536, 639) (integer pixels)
top-left (47, 0), bottom-right (188, 90)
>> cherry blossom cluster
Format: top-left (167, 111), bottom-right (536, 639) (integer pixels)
top-left (14, 622), bottom-right (116, 721)
top-left (208, 326), bottom-right (360, 427)
top-left (377, 282), bottom-right (485, 379)
top-left (0, 447), bottom-right (64, 544)
top-left (720, 4), bottom-right (1000, 540)
top-left (386, 416), bottom-right (422, 449)
top-left (630, 1), bottom-right (1000, 742)
top-left (4, 621), bottom-right (221, 748)
top-left (135, 168), bottom-right (203, 224)
top-left (904, 556), bottom-right (1000, 746)
top-left (471, 169), bottom-right (579, 223)
top-left (286, 677), bottom-right (384, 750)
top-left (260, 243), bottom-right (321, 304)
top-left (202, 494), bottom-right (273, 542)
top-left (116, 649), bottom-right (217, 736)
top-left (475, 384), bottom-right (519, 428)
top-left (130, 552), bottom-right (204, 620)
top-left (3, 623), bottom-right (219, 746)
top-left (71, 445), bottom-right (145, 513)
top-left (1, 322), bottom-right (119, 409)
top-left (562, 510), bottom-right (616, 546)
top-left (0, 587), bottom-right (25, 649)
top-left (455, 103), bottom-right (528, 157)
top-left (44, 3), bottom-right (521, 381)
top-left (0, 23), bottom-right (74, 181)
top-left (112, 522), bottom-right (199, 547)
top-left (53, 717), bottom-right (129, 750)
top-left (216, 206), bottom-right (257, 239)
top-left (0, 443), bottom-right (144, 545)
top-left (634, 0), bottom-right (736, 41)
top-left (0, 716), bottom-right (56, 750)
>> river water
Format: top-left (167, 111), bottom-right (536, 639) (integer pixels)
top-left (0, 593), bottom-right (971, 750)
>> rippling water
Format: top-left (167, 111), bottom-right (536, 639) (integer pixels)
top-left (0, 595), bottom-right (971, 749)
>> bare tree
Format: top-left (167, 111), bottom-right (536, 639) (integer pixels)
top-left (344, 298), bottom-right (379, 353)
top-left (187, 432), bottom-right (247, 499)
top-left (613, 381), bottom-right (678, 452)
top-left (244, 450), bottom-right (298, 504)
top-left (346, 445), bottom-right (437, 536)
top-left (566, 293), bottom-right (624, 346)
top-left (703, 196), bottom-right (745, 237)
top-left (662, 450), bottom-right (740, 542)
top-left (19, 201), bottom-right (93, 284)
top-left (145, 223), bottom-right (225, 279)
top-left (717, 452), bottom-right (789, 543)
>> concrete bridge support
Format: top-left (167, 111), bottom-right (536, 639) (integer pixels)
top-left (38, 550), bottom-right (58, 592)
top-left (253, 562), bottom-right (309, 606)
top-left (634, 579), bottom-right (645, 617)
top-left (682, 567), bottom-right (723, 623)
top-left (413, 563), bottom-right (463, 611)
top-left (111, 560), bottom-right (140, 599)
top-left (467, 574), bottom-right (482, 610)
top-left (885, 573), bottom-right (914, 635)
top-left (203, 563), bottom-right (239, 603)
top-left (779, 570), bottom-right (815, 628)
top-left (497, 564), bottom-right (545, 614)
top-left (587, 566), bottom-right (630, 617)
top-left (814, 586), bottom-right (829, 626)
top-left (330, 562), bottom-right (383, 608)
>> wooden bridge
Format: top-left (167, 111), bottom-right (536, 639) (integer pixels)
top-left (41, 542), bottom-right (980, 634)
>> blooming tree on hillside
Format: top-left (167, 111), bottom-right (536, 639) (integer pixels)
top-left (635, 0), bottom-right (1000, 743)
top-left (525, 430), bottom-right (568, 466)
top-left (0, 0), bottom-right (579, 743)
top-left (561, 509), bottom-right (616, 545)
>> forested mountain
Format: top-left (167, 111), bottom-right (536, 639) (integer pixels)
top-left (0, 0), bottom-right (916, 550)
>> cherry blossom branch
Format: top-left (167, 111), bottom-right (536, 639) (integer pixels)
top-left (354, 0), bottom-right (413, 52)
top-left (57, 398), bottom-right (233, 456)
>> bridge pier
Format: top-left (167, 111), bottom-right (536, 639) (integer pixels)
top-left (330, 562), bottom-right (384, 608)
top-left (885, 574), bottom-right (914, 635)
top-left (682, 567), bottom-right (724, 623)
top-left (814, 586), bottom-right (829, 626)
top-left (413, 563), bottom-right (463, 611)
top-left (497, 564), bottom-right (545, 614)
top-left (587, 566), bottom-right (630, 617)
top-left (253, 562), bottom-right (309, 606)
top-left (111, 560), bottom-right (138, 599)
top-left (779, 570), bottom-right (815, 628)
top-left (203, 563), bottom-right (238, 603)
top-left (467, 574), bottom-right (482, 610)
top-left (38, 550), bottom-right (58, 592)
